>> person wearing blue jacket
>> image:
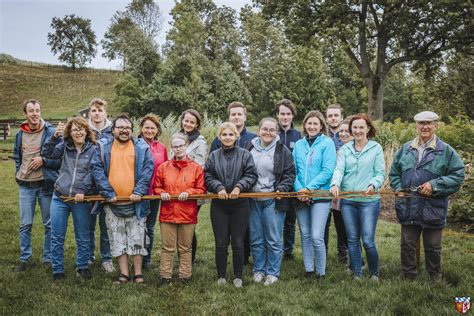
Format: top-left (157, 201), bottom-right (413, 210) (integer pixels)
top-left (293, 110), bottom-right (336, 279)
top-left (43, 116), bottom-right (97, 281)
top-left (330, 113), bottom-right (385, 281)
top-left (13, 99), bottom-right (60, 272)
top-left (90, 114), bottom-right (154, 285)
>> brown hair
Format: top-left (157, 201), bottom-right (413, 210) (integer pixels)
top-left (180, 109), bottom-right (202, 131)
top-left (325, 103), bottom-right (343, 116)
top-left (89, 98), bottom-right (107, 110)
top-left (23, 99), bottom-right (40, 113)
top-left (348, 113), bottom-right (376, 139)
top-left (275, 99), bottom-right (297, 116)
top-left (227, 102), bottom-right (247, 115)
top-left (63, 116), bottom-right (96, 144)
top-left (139, 113), bottom-right (162, 139)
top-left (302, 110), bottom-right (328, 136)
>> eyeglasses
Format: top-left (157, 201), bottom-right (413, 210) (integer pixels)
top-left (260, 128), bottom-right (277, 134)
top-left (71, 128), bottom-right (85, 133)
top-left (115, 126), bottom-right (132, 131)
top-left (416, 121), bottom-right (436, 127)
top-left (171, 144), bottom-right (185, 150)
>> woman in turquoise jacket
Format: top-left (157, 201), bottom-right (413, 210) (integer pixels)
top-left (330, 113), bottom-right (385, 281)
top-left (293, 110), bottom-right (336, 279)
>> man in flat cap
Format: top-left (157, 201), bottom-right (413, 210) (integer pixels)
top-left (389, 111), bottom-right (465, 281)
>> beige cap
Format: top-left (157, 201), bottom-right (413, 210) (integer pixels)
top-left (414, 111), bottom-right (439, 122)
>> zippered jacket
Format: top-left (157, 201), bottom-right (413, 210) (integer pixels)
top-left (293, 135), bottom-right (336, 196)
top-left (154, 157), bottom-right (206, 224)
top-left (389, 137), bottom-right (464, 228)
top-left (205, 146), bottom-right (257, 193)
top-left (43, 135), bottom-right (97, 196)
top-left (331, 140), bottom-right (385, 202)
top-left (278, 126), bottom-right (301, 153)
top-left (246, 140), bottom-right (296, 211)
top-left (14, 120), bottom-right (60, 188)
top-left (90, 137), bottom-right (154, 220)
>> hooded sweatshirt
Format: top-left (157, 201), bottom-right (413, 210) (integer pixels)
top-left (250, 136), bottom-right (279, 198)
top-left (16, 119), bottom-right (45, 182)
top-left (88, 118), bottom-right (113, 141)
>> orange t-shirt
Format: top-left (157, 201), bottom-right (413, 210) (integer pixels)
top-left (108, 140), bottom-right (135, 197)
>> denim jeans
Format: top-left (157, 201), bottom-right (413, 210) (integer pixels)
top-left (249, 199), bottom-right (285, 277)
top-left (18, 183), bottom-right (52, 263)
top-left (296, 201), bottom-right (331, 275)
top-left (283, 208), bottom-right (296, 255)
top-left (51, 194), bottom-right (91, 273)
top-left (341, 199), bottom-right (380, 277)
top-left (89, 209), bottom-right (111, 263)
top-left (143, 200), bottom-right (160, 266)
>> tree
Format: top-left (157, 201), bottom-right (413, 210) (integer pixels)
top-left (47, 14), bottom-right (97, 69)
top-left (102, 0), bottom-right (162, 69)
top-left (256, 1), bottom-right (474, 120)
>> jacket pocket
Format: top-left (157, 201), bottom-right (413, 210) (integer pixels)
top-left (395, 197), bottom-right (410, 222)
top-left (421, 198), bottom-right (447, 226)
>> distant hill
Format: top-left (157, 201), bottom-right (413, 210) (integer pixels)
top-left (0, 54), bottom-right (123, 119)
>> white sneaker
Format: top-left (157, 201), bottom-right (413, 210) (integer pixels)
top-left (101, 260), bottom-right (115, 273)
top-left (253, 272), bottom-right (265, 283)
top-left (370, 275), bottom-right (380, 283)
top-left (263, 275), bottom-right (278, 286)
top-left (233, 278), bottom-right (243, 288)
top-left (217, 278), bottom-right (227, 286)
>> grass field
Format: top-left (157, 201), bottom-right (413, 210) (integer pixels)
top-left (0, 157), bottom-right (472, 315)
top-left (0, 63), bottom-right (122, 119)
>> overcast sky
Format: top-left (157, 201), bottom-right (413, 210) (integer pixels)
top-left (0, 0), bottom-right (250, 69)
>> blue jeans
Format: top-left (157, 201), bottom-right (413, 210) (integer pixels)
top-left (249, 199), bottom-right (285, 277)
top-left (296, 201), bottom-right (330, 275)
top-left (89, 209), bottom-right (111, 263)
top-left (341, 199), bottom-right (380, 277)
top-left (51, 194), bottom-right (91, 273)
top-left (18, 183), bottom-right (52, 263)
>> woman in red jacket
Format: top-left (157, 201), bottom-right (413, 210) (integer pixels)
top-left (153, 133), bottom-right (206, 285)
top-left (139, 113), bottom-right (168, 271)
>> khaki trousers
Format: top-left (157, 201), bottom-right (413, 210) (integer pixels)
top-left (160, 222), bottom-right (195, 279)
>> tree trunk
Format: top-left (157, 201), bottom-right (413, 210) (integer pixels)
top-left (367, 74), bottom-right (385, 120)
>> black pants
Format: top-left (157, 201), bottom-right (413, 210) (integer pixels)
top-left (401, 225), bottom-right (443, 279)
top-left (283, 208), bottom-right (296, 255)
top-left (191, 205), bottom-right (201, 263)
top-left (143, 200), bottom-right (160, 266)
top-left (324, 209), bottom-right (348, 262)
top-left (210, 198), bottom-right (249, 279)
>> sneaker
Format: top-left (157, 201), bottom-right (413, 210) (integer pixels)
top-left (304, 271), bottom-right (315, 278)
top-left (263, 275), bottom-right (278, 286)
top-left (253, 272), bottom-right (265, 283)
top-left (76, 268), bottom-right (92, 280)
top-left (101, 260), bottom-right (115, 273)
top-left (283, 253), bottom-right (294, 261)
top-left (13, 260), bottom-right (33, 272)
top-left (370, 275), bottom-right (380, 283)
top-left (160, 278), bottom-right (172, 287)
top-left (233, 278), bottom-right (243, 288)
top-left (316, 274), bottom-right (325, 282)
top-left (53, 273), bottom-right (65, 282)
top-left (180, 277), bottom-right (192, 285)
top-left (217, 278), bottom-right (227, 286)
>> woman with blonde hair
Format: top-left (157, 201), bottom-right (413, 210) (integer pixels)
top-left (205, 122), bottom-right (257, 288)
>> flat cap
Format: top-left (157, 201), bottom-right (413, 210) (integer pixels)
top-left (414, 111), bottom-right (439, 122)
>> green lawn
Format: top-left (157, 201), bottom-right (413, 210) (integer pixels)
top-left (0, 158), bottom-right (472, 315)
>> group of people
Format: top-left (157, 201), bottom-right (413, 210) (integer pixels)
top-left (13, 97), bottom-right (464, 287)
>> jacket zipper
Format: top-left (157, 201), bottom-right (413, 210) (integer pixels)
top-left (69, 150), bottom-right (80, 196)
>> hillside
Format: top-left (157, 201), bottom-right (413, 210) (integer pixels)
top-left (0, 55), bottom-right (123, 119)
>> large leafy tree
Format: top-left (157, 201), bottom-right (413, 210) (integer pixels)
top-left (256, 1), bottom-right (474, 120)
top-left (47, 14), bottom-right (97, 69)
top-left (102, 0), bottom-right (162, 74)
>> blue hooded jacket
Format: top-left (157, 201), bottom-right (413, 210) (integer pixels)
top-left (90, 137), bottom-right (154, 220)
